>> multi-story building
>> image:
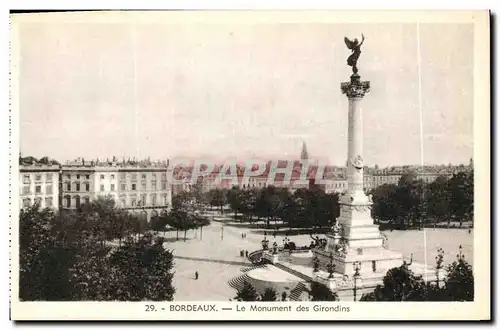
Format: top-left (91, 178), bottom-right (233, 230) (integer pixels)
top-left (19, 162), bottom-right (61, 210)
top-left (61, 163), bottom-right (94, 209)
top-left (60, 158), bottom-right (172, 221)
top-left (117, 164), bottom-right (172, 213)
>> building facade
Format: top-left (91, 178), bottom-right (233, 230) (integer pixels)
top-left (19, 157), bottom-right (172, 221)
top-left (61, 165), bottom-right (94, 209)
top-left (19, 164), bottom-right (61, 210)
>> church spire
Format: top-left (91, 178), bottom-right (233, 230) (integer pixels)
top-left (300, 141), bottom-right (309, 161)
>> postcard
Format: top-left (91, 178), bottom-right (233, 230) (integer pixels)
top-left (9, 10), bottom-right (490, 321)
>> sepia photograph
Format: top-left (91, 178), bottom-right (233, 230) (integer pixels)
top-left (9, 10), bottom-right (490, 321)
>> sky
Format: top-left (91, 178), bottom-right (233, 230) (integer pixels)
top-left (16, 14), bottom-right (474, 166)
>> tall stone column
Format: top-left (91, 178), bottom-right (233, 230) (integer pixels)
top-left (342, 74), bottom-right (370, 200)
top-left (313, 72), bottom-right (402, 276)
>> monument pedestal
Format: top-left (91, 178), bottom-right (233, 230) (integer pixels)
top-left (262, 251), bottom-right (279, 264)
top-left (312, 72), bottom-right (403, 277)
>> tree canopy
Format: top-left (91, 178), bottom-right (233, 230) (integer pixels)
top-left (19, 201), bottom-right (175, 301)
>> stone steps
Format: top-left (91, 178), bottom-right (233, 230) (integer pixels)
top-left (247, 249), bottom-right (264, 265)
top-left (240, 264), bottom-right (266, 273)
top-left (289, 282), bottom-right (308, 301)
top-left (274, 263), bottom-right (312, 282)
top-left (228, 273), bottom-right (252, 292)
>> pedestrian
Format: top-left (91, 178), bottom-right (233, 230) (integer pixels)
top-left (195, 271), bottom-right (199, 280)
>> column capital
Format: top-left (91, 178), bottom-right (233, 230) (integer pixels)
top-left (341, 74), bottom-right (370, 99)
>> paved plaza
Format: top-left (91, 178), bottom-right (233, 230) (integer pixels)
top-left (158, 214), bottom-right (473, 301)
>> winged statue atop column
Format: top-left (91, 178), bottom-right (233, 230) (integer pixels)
top-left (344, 34), bottom-right (365, 74)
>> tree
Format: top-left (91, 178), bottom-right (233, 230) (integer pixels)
top-left (360, 263), bottom-right (429, 301)
top-left (69, 236), bottom-right (112, 300)
top-left (393, 172), bottom-right (425, 229)
top-left (260, 287), bottom-right (278, 301)
top-left (150, 211), bottom-right (169, 234)
top-left (19, 204), bottom-right (75, 301)
top-left (448, 171), bottom-right (474, 227)
top-left (19, 202), bottom-right (177, 301)
top-left (168, 208), bottom-right (199, 241)
top-left (371, 184), bottom-right (399, 224)
top-left (234, 281), bottom-right (258, 301)
top-left (208, 189), bottom-right (227, 213)
top-left (290, 189), bottom-right (312, 228)
top-left (165, 210), bottom-right (181, 240)
top-left (426, 176), bottom-right (451, 227)
top-left (227, 187), bottom-right (244, 219)
top-left (108, 234), bottom-right (175, 301)
top-left (192, 213), bottom-right (211, 240)
top-left (309, 282), bottom-right (338, 301)
top-left (443, 253), bottom-right (474, 301)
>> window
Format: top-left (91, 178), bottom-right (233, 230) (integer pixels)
top-left (141, 182), bottom-right (147, 190)
top-left (46, 185), bottom-right (53, 194)
top-left (151, 181), bottom-right (157, 190)
top-left (45, 197), bottom-right (53, 207)
top-left (85, 183), bottom-right (90, 191)
top-left (35, 174), bottom-right (42, 181)
top-left (141, 174), bottom-right (146, 179)
top-left (111, 174), bottom-right (115, 179)
top-left (152, 173), bottom-right (156, 179)
top-left (131, 174), bottom-right (137, 181)
top-left (83, 196), bottom-right (90, 205)
top-left (46, 174), bottom-right (53, 183)
top-left (23, 175), bottom-right (30, 184)
top-left (76, 183), bottom-right (80, 191)
top-left (372, 261), bottom-right (377, 272)
top-left (100, 185), bottom-right (104, 192)
top-left (35, 185), bottom-right (42, 194)
top-left (22, 186), bottom-right (30, 195)
top-left (131, 200), bottom-right (136, 207)
top-left (85, 175), bottom-right (90, 179)
top-left (65, 196), bottom-right (71, 208)
top-left (161, 181), bottom-right (167, 190)
top-left (151, 194), bottom-right (157, 206)
top-left (23, 198), bottom-right (31, 208)
top-left (120, 198), bottom-right (126, 207)
top-left (111, 184), bottom-right (115, 191)
top-left (121, 183), bottom-right (126, 191)
top-left (120, 173), bottom-right (126, 179)
top-left (76, 174), bottom-right (80, 179)
top-left (100, 175), bottom-right (105, 180)
top-left (75, 196), bottom-right (81, 209)
top-left (131, 184), bottom-right (136, 191)
top-left (66, 182), bottom-right (71, 191)
top-left (34, 197), bottom-right (42, 206)
top-left (141, 194), bottom-right (146, 205)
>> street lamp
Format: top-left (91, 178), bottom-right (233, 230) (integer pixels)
top-left (457, 245), bottom-right (464, 260)
top-left (283, 235), bottom-right (290, 249)
top-left (312, 256), bottom-right (320, 273)
top-left (327, 253), bottom-right (335, 278)
top-left (435, 247), bottom-right (444, 288)
top-left (353, 261), bottom-right (362, 301)
top-left (261, 233), bottom-right (269, 251)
